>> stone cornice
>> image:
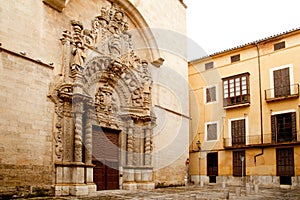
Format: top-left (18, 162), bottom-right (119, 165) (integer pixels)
top-left (42, 0), bottom-right (69, 12)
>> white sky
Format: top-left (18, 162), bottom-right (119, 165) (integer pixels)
top-left (185, 0), bottom-right (300, 60)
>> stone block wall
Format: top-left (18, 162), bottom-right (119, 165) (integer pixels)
top-left (0, 52), bottom-right (54, 197)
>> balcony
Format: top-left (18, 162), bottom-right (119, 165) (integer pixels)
top-left (265, 84), bottom-right (299, 102)
top-left (223, 135), bottom-right (261, 148)
top-left (223, 94), bottom-right (250, 109)
top-left (224, 132), bottom-right (300, 149)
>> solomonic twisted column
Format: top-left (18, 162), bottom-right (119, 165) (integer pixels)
top-left (84, 102), bottom-right (93, 165)
top-left (144, 127), bottom-right (152, 166)
top-left (74, 99), bottom-right (84, 163)
top-left (126, 123), bottom-right (134, 166)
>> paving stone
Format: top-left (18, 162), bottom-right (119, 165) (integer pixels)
top-left (22, 185), bottom-right (300, 200)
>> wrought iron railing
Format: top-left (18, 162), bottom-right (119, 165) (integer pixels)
top-left (265, 83), bottom-right (299, 101)
top-left (223, 132), bottom-right (299, 148)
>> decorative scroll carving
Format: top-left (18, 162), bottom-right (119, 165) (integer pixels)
top-left (54, 100), bottom-right (64, 161)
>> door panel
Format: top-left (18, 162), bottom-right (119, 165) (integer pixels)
top-left (276, 148), bottom-right (294, 176)
top-left (92, 127), bottom-right (120, 190)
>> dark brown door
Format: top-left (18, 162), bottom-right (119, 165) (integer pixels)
top-left (233, 150), bottom-right (245, 177)
top-left (207, 152), bottom-right (218, 176)
top-left (273, 67), bottom-right (290, 97)
top-left (92, 127), bottom-right (120, 190)
top-left (276, 148), bottom-right (294, 176)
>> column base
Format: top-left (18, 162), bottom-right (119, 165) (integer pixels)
top-left (122, 182), bottom-right (155, 190)
top-left (69, 185), bottom-right (89, 196)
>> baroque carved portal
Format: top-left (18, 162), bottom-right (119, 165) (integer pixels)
top-left (49, 2), bottom-right (156, 193)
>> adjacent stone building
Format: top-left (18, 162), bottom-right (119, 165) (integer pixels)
top-left (0, 0), bottom-right (189, 197)
top-left (189, 28), bottom-right (300, 188)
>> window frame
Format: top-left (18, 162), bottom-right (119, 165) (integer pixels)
top-left (205, 121), bottom-right (219, 142)
top-left (222, 73), bottom-right (250, 107)
top-left (230, 54), bottom-right (240, 63)
top-left (274, 41), bottom-right (286, 51)
top-left (205, 61), bottom-right (214, 70)
top-left (271, 109), bottom-right (297, 143)
top-left (204, 85), bottom-right (218, 104)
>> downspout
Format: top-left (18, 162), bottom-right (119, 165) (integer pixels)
top-left (254, 42), bottom-right (264, 164)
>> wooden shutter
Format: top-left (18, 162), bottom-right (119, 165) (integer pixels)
top-left (231, 54), bottom-right (240, 63)
top-left (206, 87), bottom-right (216, 103)
top-left (205, 62), bottom-right (214, 70)
top-left (207, 123), bottom-right (217, 140)
top-left (273, 68), bottom-right (290, 97)
top-left (274, 41), bottom-right (285, 51)
top-left (231, 119), bottom-right (245, 145)
top-left (291, 112), bottom-right (297, 141)
top-left (271, 115), bottom-right (277, 143)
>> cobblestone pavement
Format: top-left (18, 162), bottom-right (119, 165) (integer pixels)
top-left (25, 185), bottom-right (300, 200)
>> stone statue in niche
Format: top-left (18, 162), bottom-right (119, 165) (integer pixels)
top-left (71, 20), bottom-right (86, 72)
top-left (142, 82), bottom-right (151, 108)
top-left (108, 34), bottom-right (122, 57)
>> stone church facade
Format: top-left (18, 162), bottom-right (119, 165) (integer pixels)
top-left (0, 0), bottom-right (188, 197)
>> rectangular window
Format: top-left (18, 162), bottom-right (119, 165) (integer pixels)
top-left (274, 41), bottom-right (285, 51)
top-left (233, 150), bottom-right (245, 177)
top-left (223, 73), bottom-right (250, 107)
top-left (271, 112), bottom-right (297, 143)
top-left (206, 86), bottom-right (216, 103)
top-left (273, 67), bottom-right (290, 98)
top-left (205, 62), bottom-right (214, 70)
top-left (231, 119), bottom-right (246, 146)
top-left (231, 54), bottom-right (240, 63)
top-left (206, 123), bottom-right (218, 141)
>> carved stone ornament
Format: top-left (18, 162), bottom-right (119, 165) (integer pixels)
top-left (50, 2), bottom-right (156, 172)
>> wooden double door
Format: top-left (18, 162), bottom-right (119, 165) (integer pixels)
top-left (276, 148), bottom-right (294, 185)
top-left (93, 160), bottom-right (119, 190)
top-left (92, 127), bottom-right (120, 190)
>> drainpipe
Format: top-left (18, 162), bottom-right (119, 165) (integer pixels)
top-left (254, 148), bottom-right (264, 165)
top-left (254, 42), bottom-right (264, 164)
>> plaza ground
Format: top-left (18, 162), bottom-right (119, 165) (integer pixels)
top-left (21, 185), bottom-right (300, 200)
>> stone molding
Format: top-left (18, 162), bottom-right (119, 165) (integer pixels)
top-left (42, 0), bottom-right (69, 12)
